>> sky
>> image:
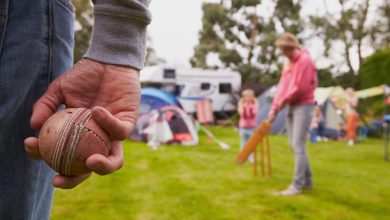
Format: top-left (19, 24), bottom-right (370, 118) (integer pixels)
top-left (147, 0), bottom-right (385, 70)
top-left (147, 0), bottom-right (209, 67)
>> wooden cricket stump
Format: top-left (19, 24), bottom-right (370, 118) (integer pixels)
top-left (236, 121), bottom-right (272, 177)
top-left (252, 133), bottom-right (272, 177)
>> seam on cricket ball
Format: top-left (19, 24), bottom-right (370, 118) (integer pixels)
top-left (83, 127), bottom-right (111, 151)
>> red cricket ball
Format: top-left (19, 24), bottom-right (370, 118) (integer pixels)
top-left (38, 108), bottom-right (111, 176)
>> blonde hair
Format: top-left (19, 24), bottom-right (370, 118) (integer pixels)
top-left (238, 89), bottom-right (258, 108)
top-left (241, 89), bottom-right (255, 98)
top-left (275, 32), bottom-right (300, 49)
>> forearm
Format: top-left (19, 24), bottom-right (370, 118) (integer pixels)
top-left (270, 100), bottom-right (280, 113)
top-left (85, 0), bottom-right (152, 69)
top-left (270, 79), bottom-right (284, 112)
top-left (348, 97), bottom-right (358, 108)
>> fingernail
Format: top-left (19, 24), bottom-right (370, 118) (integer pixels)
top-left (24, 141), bottom-right (30, 150)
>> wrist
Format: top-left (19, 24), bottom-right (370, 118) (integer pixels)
top-left (84, 6), bottom-right (151, 69)
top-left (277, 100), bottom-right (284, 109)
top-left (84, 58), bottom-right (140, 76)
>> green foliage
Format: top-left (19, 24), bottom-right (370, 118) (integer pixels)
top-left (145, 35), bottom-right (166, 66)
top-left (72, 0), bottom-right (93, 63)
top-left (191, 0), bottom-right (305, 89)
top-left (358, 97), bottom-right (386, 122)
top-left (52, 127), bottom-right (390, 220)
top-left (317, 68), bottom-right (336, 87)
top-left (274, 0), bottom-right (302, 34)
top-left (357, 47), bottom-right (390, 119)
top-left (232, 0), bottom-right (261, 9)
top-left (358, 47), bottom-right (390, 89)
top-left (310, 0), bottom-right (389, 76)
top-left (334, 72), bottom-right (358, 88)
top-left (372, 1), bottom-right (390, 49)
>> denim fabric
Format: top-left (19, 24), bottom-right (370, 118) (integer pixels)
top-left (309, 128), bottom-right (317, 143)
top-left (0, 0), bottom-right (74, 219)
top-left (286, 105), bottom-right (314, 190)
top-left (239, 127), bottom-right (255, 162)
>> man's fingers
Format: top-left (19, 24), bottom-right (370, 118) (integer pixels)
top-left (91, 106), bottom-right (134, 140)
top-left (86, 141), bottom-right (123, 175)
top-left (53, 142), bottom-right (123, 188)
top-left (31, 80), bottom-right (63, 130)
top-left (24, 137), bottom-right (42, 159)
top-left (52, 173), bottom-right (91, 189)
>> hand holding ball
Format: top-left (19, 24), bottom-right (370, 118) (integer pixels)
top-left (38, 108), bottom-right (111, 176)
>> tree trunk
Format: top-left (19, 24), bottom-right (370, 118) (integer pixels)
top-left (344, 41), bottom-right (356, 74)
top-left (357, 0), bottom-right (370, 69)
top-left (248, 14), bottom-right (258, 64)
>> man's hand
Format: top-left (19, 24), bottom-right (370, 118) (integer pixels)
top-left (24, 59), bottom-right (140, 189)
top-left (267, 110), bottom-right (277, 124)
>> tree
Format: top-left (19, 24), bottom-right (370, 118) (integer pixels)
top-left (191, 0), bottom-right (305, 91)
top-left (310, 0), bottom-right (389, 83)
top-left (334, 72), bottom-right (357, 88)
top-left (317, 68), bottom-right (336, 87)
top-left (357, 47), bottom-right (390, 120)
top-left (358, 47), bottom-right (390, 89)
top-left (145, 35), bottom-right (166, 66)
top-left (72, 0), bottom-right (93, 62)
top-left (372, 0), bottom-right (390, 50)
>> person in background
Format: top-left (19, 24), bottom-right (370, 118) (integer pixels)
top-left (309, 104), bottom-right (323, 143)
top-left (238, 89), bottom-right (259, 162)
top-left (345, 87), bottom-right (359, 146)
top-left (267, 32), bottom-right (317, 196)
top-left (337, 122), bottom-right (347, 141)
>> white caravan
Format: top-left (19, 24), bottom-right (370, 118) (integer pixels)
top-left (140, 66), bottom-right (241, 115)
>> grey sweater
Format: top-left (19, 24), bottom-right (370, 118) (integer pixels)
top-left (85, 0), bottom-right (152, 70)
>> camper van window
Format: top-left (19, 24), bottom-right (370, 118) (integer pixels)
top-left (219, 83), bottom-right (232, 94)
top-left (201, 83), bottom-right (211, 91)
top-left (174, 85), bottom-right (183, 95)
top-left (163, 69), bottom-right (176, 79)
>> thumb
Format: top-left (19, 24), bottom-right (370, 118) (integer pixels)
top-left (31, 79), bottom-right (63, 130)
top-left (91, 106), bottom-right (135, 140)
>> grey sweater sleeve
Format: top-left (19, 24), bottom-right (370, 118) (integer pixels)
top-left (84, 0), bottom-right (152, 70)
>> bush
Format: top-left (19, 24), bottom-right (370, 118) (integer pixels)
top-left (357, 47), bottom-right (390, 120)
top-left (359, 47), bottom-right (390, 89)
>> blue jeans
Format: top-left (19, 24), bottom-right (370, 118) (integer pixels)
top-left (239, 127), bottom-right (255, 162)
top-left (286, 105), bottom-right (314, 190)
top-left (0, 0), bottom-right (74, 219)
top-left (309, 128), bottom-right (317, 143)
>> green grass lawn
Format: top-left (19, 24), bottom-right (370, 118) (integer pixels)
top-left (52, 126), bottom-right (390, 220)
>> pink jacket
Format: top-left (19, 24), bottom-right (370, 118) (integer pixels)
top-left (238, 101), bottom-right (258, 128)
top-left (271, 49), bottom-right (317, 112)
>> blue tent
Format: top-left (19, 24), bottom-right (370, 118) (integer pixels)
top-left (139, 87), bottom-right (179, 114)
top-left (258, 86), bottom-right (344, 137)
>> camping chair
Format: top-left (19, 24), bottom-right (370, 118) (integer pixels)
top-left (384, 87), bottom-right (390, 160)
top-left (384, 115), bottom-right (390, 161)
top-left (384, 96), bottom-right (390, 160)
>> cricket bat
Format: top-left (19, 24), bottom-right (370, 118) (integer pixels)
top-left (236, 121), bottom-right (271, 164)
